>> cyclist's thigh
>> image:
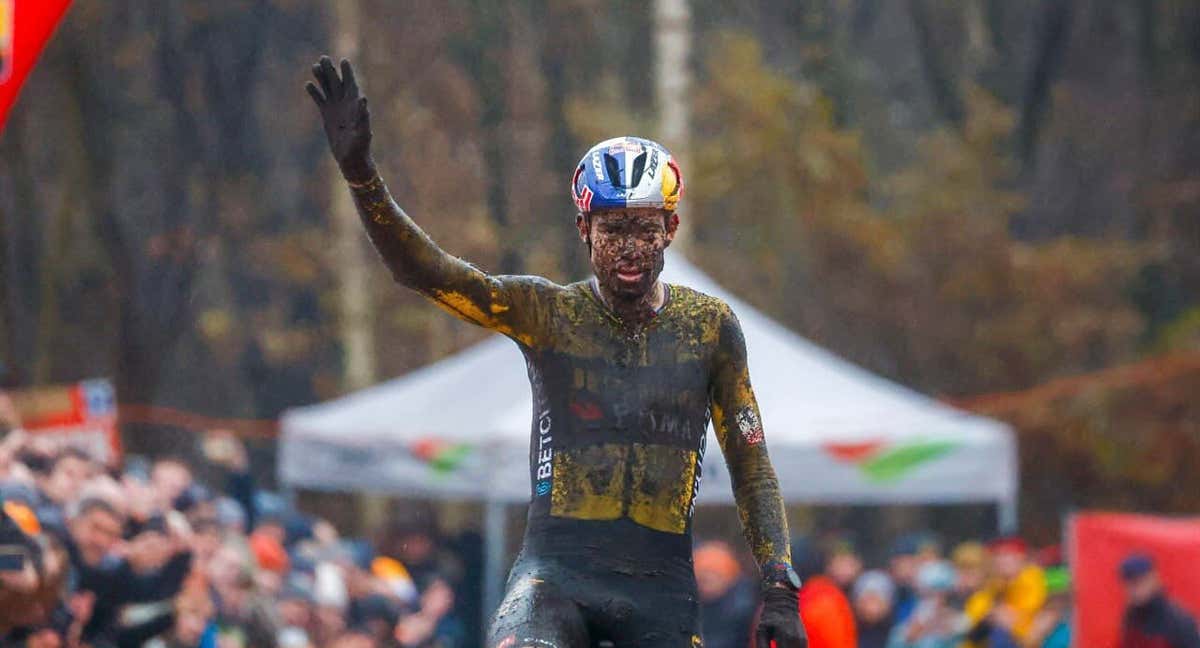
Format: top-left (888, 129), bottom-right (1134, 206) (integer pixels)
top-left (487, 572), bottom-right (590, 648)
top-left (603, 587), bottom-right (701, 648)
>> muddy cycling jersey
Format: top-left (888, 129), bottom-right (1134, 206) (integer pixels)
top-left (349, 174), bottom-right (790, 634)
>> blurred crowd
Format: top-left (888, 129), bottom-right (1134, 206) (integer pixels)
top-left (695, 532), bottom-right (1199, 648)
top-left (2, 389), bottom-right (1197, 648)
top-left (0, 425), bottom-right (478, 648)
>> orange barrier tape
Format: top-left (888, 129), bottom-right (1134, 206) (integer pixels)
top-left (117, 403), bottom-right (278, 439)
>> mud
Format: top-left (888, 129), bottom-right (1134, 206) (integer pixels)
top-left (350, 177), bottom-right (790, 646)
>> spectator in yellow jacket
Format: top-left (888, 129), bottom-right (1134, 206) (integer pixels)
top-left (962, 537), bottom-right (1047, 645)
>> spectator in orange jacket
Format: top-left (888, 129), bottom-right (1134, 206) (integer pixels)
top-left (793, 537), bottom-right (857, 648)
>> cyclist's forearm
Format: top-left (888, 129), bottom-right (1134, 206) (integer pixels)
top-left (715, 406), bottom-right (791, 569)
top-left (348, 173), bottom-right (501, 326)
top-left (735, 453), bottom-right (790, 570)
top-left (710, 305), bottom-right (791, 571)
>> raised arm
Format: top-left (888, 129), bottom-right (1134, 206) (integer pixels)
top-left (306, 56), bottom-right (549, 345)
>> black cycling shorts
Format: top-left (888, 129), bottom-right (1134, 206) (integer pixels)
top-left (487, 555), bottom-right (703, 648)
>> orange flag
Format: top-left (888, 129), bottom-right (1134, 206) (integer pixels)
top-left (0, 0), bottom-right (73, 132)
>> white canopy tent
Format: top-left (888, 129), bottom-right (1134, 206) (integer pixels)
top-left (279, 254), bottom-right (1017, 611)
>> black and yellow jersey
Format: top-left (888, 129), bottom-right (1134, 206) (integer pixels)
top-left (349, 174), bottom-right (790, 575)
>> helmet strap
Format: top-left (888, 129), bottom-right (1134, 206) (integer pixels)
top-left (584, 213), bottom-right (593, 254)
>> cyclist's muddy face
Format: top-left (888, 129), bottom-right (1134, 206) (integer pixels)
top-left (578, 208), bottom-right (678, 301)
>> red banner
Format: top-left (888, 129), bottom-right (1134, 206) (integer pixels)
top-left (7, 379), bottom-right (120, 464)
top-left (1070, 512), bottom-right (1200, 647)
top-left (0, 0), bottom-right (72, 132)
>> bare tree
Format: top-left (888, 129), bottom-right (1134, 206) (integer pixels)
top-left (655, 0), bottom-right (692, 252)
top-left (330, 0), bottom-right (377, 391)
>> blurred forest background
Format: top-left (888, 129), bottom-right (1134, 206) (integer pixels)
top-left (1, 0), bottom-right (1199, 534)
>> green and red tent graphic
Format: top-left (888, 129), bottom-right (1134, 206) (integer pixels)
top-left (823, 438), bottom-right (960, 482)
top-left (409, 437), bottom-right (473, 474)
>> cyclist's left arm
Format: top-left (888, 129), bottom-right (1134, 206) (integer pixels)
top-left (709, 303), bottom-right (791, 571)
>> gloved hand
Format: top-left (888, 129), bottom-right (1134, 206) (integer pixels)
top-left (306, 55), bottom-right (375, 183)
top-left (756, 586), bottom-right (807, 648)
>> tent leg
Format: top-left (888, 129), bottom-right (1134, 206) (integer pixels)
top-left (998, 496), bottom-right (1019, 535)
top-left (483, 499), bottom-right (508, 633)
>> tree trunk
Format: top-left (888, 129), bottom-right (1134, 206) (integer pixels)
top-left (655, 0), bottom-right (693, 253)
top-left (331, 0), bottom-right (377, 393)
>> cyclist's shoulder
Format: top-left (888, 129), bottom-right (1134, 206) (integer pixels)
top-left (666, 283), bottom-right (736, 321)
top-left (492, 274), bottom-right (570, 299)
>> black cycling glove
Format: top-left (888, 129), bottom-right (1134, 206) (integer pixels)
top-left (306, 55), bottom-right (376, 183)
top-left (756, 586), bottom-right (808, 648)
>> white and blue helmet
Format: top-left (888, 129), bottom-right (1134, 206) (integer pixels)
top-left (571, 136), bottom-right (683, 214)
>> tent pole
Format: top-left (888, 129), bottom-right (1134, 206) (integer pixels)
top-left (483, 498), bottom-right (508, 631)
top-left (998, 494), bottom-right (1019, 535)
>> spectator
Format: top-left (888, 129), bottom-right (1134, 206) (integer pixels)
top-left (1027, 566), bottom-right (1071, 648)
top-left (0, 502), bottom-right (68, 635)
top-left (329, 628), bottom-right (379, 648)
top-left (888, 536), bottom-right (922, 625)
top-left (825, 533), bottom-right (865, 596)
top-left (393, 577), bottom-right (464, 647)
top-left (66, 497), bottom-right (193, 646)
top-left (963, 536), bottom-right (1046, 644)
top-left (950, 542), bottom-right (989, 609)
top-left (791, 537), bottom-right (857, 648)
top-left (886, 561), bottom-right (968, 648)
top-left (1118, 554), bottom-right (1200, 648)
top-left (150, 459), bottom-right (194, 512)
top-left (144, 588), bottom-right (218, 648)
top-left (276, 574), bottom-right (316, 637)
top-left (32, 448), bottom-right (96, 533)
top-left (0, 429), bottom-right (483, 647)
top-left (853, 570), bottom-right (895, 648)
top-left (694, 540), bottom-right (756, 648)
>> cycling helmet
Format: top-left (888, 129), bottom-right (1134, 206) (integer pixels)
top-left (571, 136), bottom-right (683, 214)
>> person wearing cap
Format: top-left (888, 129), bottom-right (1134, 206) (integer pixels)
top-left (853, 570), bottom-right (896, 648)
top-left (1118, 554), bottom-right (1200, 648)
top-left (1026, 566), bottom-right (1070, 648)
top-left (885, 561), bottom-right (969, 648)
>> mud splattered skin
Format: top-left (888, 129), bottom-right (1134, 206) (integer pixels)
top-left (351, 175), bottom-right (790, 647)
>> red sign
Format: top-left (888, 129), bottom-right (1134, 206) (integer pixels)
top-left (1, 0), bottom-right (13, 83)
top-left (0, 0), bottom-right (72, 132)
top-left (8, 379), bottom-right (120, 464)
top-left (1070, 512), bottom-right (1200, 647)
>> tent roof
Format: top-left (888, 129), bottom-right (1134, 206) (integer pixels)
top-left (281, 255), bottom-right (1016, 506)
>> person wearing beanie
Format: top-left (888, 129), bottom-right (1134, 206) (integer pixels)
top-left (1118, 554), bottom-right (1200, 648)
top-left (888, 535), bottom-right (923, 625)
top-left (853, 571), bottom-right (896, 648)
top-left (885, 561), bottom-right (969, 648)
